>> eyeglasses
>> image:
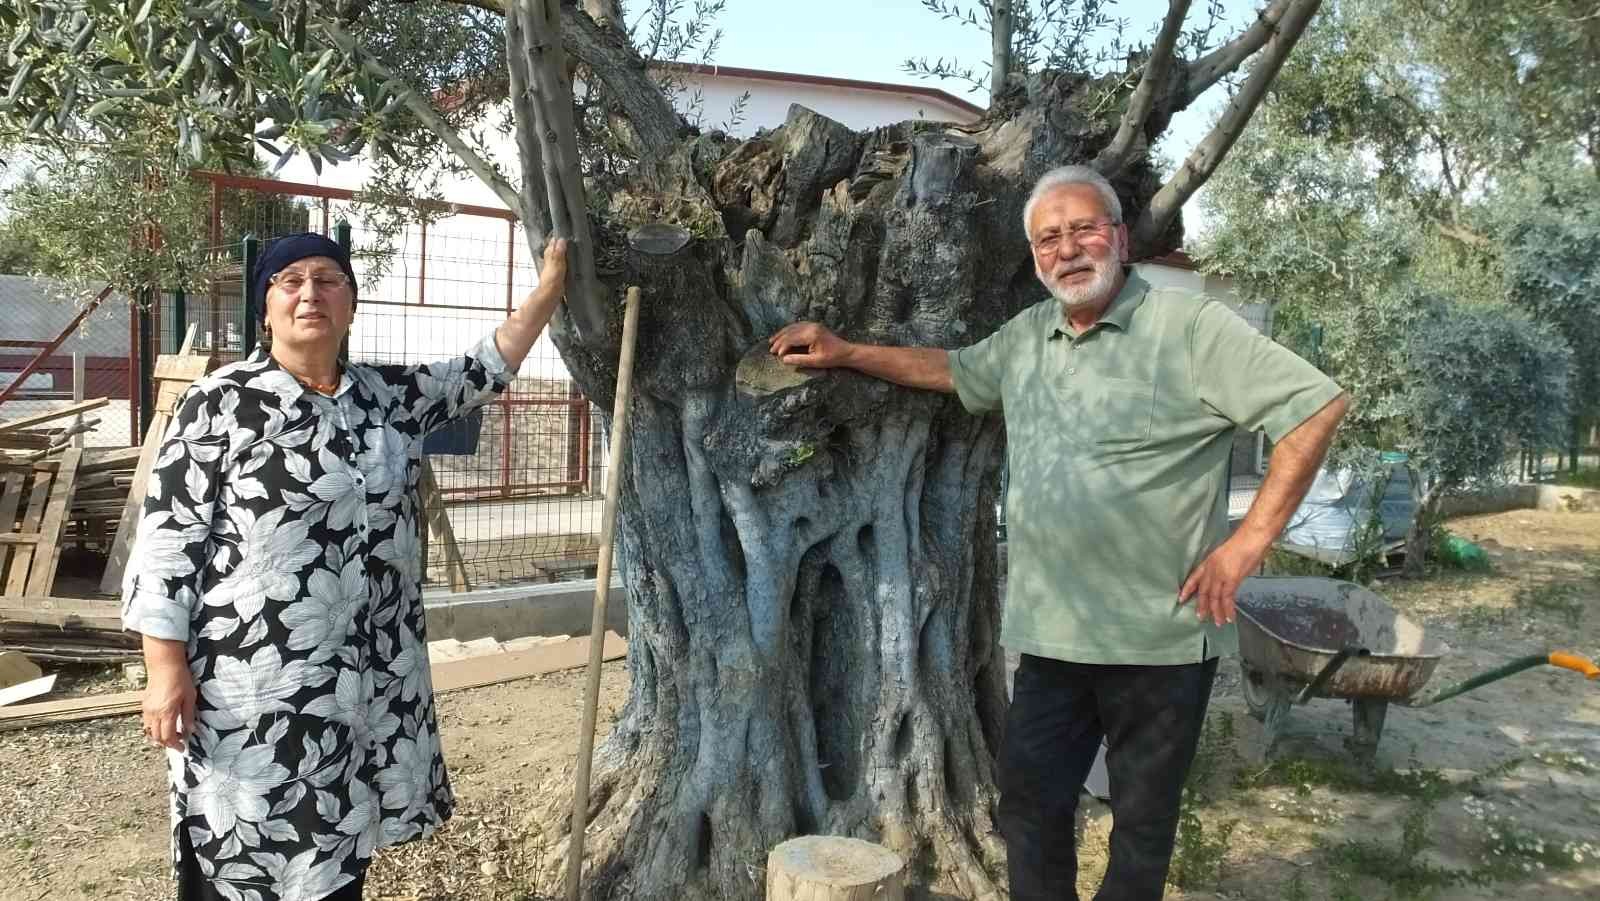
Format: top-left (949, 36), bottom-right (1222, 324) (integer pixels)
top-left (268, 271), bottom-right (351, 294)
top-left (1030, 219), bottom-right (1120, 254)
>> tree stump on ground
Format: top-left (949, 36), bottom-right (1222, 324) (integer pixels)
top-left (766, 836), bottom-right (905, 901)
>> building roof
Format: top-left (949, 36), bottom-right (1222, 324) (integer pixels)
top-left (654, 62), bottom-right (987, 120)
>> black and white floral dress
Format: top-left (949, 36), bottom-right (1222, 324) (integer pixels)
top-left (121, 334), bottom-right (511, 901)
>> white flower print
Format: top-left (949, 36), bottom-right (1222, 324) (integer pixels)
top-left (303, 669), bottom-right (401, 753)
top-left (189, 729), bottom-right (291, 836)
top-left (200, 645), bottom-right (330, 730)
top-left (309, 446), bottom-right (363, 531)
top-left (412, 357), bottom-right (466, 416)
top-left (373, 517), bottom-right (422, 586)
top-left (336, 779), bottom-right (381, 860)
top-left (281, 556), bottom-right (367, 663)
top-left (358, 424), bottom-right (410, 498)
top-left (208, 507), bottom-right (319, 623)
top-left (250, 848), bottom-right (351, 901)
top-left (384, 623), bottom-right (429, 703)
top-left (376, 718), bottom-right (439, 821)
top-left (129, 512), bottom-right (209, 582)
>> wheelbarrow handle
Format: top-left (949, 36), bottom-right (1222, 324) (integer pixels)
top-left (1294, 645), bottom-right (1369, 705)
top-left (1549, 651), bottom-right (1600, 679)
top-left (1404, 651), bottom-right (1600, 708)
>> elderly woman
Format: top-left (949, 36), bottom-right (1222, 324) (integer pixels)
top-left (121, 232), bottom-right (568, 901)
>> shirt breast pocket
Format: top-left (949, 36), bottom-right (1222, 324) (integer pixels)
top-left (1071, 376), bottom-right (1155, 445)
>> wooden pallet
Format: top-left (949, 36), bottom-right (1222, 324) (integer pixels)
top-left (420, 459), bottom-right (472, 593)
top-left (0, 448), bottom-right (83, 599)
top-left (0, 595), bottom-right (137, 663)
top-left (98, 337), bottom-right (214, 595)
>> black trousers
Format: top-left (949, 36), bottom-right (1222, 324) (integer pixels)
top-left (176, 824), bottom-right (366, 901)
top-left (997, 654), bottom-right (1219, 901)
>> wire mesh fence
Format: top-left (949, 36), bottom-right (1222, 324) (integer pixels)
top-left (0, 274), bottom-right (138, 449)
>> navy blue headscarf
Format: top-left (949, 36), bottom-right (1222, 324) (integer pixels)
top-left (251, 232), bottom-right (359, 311)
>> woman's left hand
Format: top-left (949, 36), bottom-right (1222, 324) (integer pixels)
top-left (536, 237), bottom-right (568, 302)
top-left (497, 237), bottom-right (571, 370)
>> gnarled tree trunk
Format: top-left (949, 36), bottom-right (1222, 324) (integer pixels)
top-left (542, 79), bottom-right (1175, 899)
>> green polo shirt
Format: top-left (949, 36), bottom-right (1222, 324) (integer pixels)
top-left (949, 273), bottom-right (1342, 665)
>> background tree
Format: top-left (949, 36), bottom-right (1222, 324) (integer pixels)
top-left (2, 0), bottom-right (1324, 896)
top-left (1206, 0), bottom-right (1598, 461)
top-left (1483, 154), bottom-right (1600, 471)
top-left (1199, 0), bottom-right (1587, 571)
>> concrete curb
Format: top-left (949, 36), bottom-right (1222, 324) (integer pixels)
top-left (423, 579), bottom-right (628, 643)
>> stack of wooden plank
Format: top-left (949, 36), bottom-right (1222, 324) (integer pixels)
top-left (0, 631), bottom-right (627, 732)
top-left (0, 595), bottom-right (135, 663)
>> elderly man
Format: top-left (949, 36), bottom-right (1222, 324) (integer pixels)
top-left (769, 164), bottom-right (1347, 899)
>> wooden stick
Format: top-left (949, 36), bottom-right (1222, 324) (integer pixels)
top-left (566, 287), bottom-right (642, 901)
top-left (0, 398), bottom-right (110, 436)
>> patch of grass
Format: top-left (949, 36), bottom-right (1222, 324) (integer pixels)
top-left (1168, 713), bottom-right (1239, 891)
top-left (1456, 602), bottom-right (1513, 631)
top-left (1239, 755), bottom-right (1451, 800)
top-left (1324, 801), bottom-right (1459, 899)
top-left (1284, 869), bottom-right (1309, 901)
top-left (1169, 792), bottom-right (1237, 891)
top-left (1463, 801), bottom-right (1593, 879)
top-left (1186, 711), bottom-right (1236, 795)
top-left (1512, 581), bottom-right (1586, 627)
top-left (1239, 754), bottom-right (1521, 801)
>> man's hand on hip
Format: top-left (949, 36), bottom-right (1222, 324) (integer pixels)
top-left (1179, 535), bottom-right (1268, 627)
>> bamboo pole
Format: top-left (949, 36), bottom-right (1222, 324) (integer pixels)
top-left (565, 287), bottom-right (642, 901)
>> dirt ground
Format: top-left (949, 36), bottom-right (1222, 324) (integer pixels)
top-left (2, 509), bottom-right (1596, 900)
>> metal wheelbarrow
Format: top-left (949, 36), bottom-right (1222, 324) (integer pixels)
top-left (1235, 577), bottom-right (1599, 760)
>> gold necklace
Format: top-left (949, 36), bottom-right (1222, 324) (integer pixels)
top-left (297, 375), bottom-right (340, 395)
top-left (285, 367), bottom-right (340, 395)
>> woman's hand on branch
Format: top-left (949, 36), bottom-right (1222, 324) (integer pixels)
top-left (535, 237), bottom-right (568, 304)
top-left (496, 237), bottom-right (569, 370)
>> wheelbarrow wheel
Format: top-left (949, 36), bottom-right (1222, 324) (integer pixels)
top-left (1241, 662), bottom-right (1294, 759)
top-left (1241, 662), bottom-right (1275, 723)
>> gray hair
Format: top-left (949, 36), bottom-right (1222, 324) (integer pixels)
top-left (1022, 165), bottom-right (1122, 239)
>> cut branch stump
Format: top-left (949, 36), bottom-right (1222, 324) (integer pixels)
top-left (766, 836), bottom-right (905, 901)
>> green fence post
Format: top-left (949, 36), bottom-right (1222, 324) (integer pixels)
top-left (172, 287), bottom-right (187, 353)
top-left (137, 288), bottom-right (155, 436)
top-left (242, 234), bottom-right (259, 352)
top-left (334, 221), bottom-right (352, 360)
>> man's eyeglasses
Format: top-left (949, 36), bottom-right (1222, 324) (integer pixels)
top-left (269, 271), bottom-right (351, 294)
top-left (1031, 219), bottom-right (1120, 254)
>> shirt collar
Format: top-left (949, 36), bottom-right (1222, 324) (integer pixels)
top-left (1043, 269), bottom-right (1150, 341)
top-left (245, 347), bottom-right (353, 403)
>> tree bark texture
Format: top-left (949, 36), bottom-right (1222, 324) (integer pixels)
top-left (525, 74), bottom-right (1178, 899)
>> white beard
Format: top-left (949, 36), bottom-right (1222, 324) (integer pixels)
top-left (1039, 256), bottom-right (1120, 314)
